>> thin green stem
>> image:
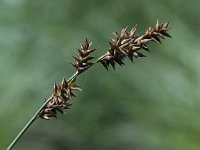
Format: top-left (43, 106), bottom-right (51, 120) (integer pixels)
top-left (67, 71), bottom-right (79, 82)
top-left (6, 53), bottom-right (106, 150)
top-left (92, 53), bottom-right (108, 64)
top-left (6, 71), bottom-right (80, 150)
top-left (6, 97), bottom-right (51, 150)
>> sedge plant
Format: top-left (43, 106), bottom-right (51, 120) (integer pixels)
top-left (7, 20), bottom-right (171, 150)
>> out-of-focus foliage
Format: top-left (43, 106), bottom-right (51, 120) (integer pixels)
top-left (0, 0), bottom-right (200, 150)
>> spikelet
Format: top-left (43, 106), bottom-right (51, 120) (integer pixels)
top-left (39, 20), bottom-right (171, 120)
top-left (71, 39), bottom-right (96, 74)
top-left (38, 77), bottom-right (81, 120)
top-left (100, 20), bottom-right (171, 70)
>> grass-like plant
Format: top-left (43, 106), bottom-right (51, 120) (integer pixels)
top-left (7, 20), bottom-right (171, 150)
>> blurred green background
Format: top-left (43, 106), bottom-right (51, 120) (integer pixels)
top-left (1, 0), bottom-right (200, 150)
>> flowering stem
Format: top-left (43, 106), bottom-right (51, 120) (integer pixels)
top-left (6, 53), bottom-right (107, 150)
top-left (6, 101), bottom-right (46, 150)
top-left (6, 20), bottom-right (170, 150)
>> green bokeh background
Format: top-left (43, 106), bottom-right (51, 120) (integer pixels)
top-left (1, 0), bottom-right (200, 150)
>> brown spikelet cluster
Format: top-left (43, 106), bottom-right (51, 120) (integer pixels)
top-left (100, 20), bottom-right (171, 70)
top-left (6, 20), bottom-right (171, 150)
top-left (71, 39), bottom-right (96, 74)
top-left (38, 77), bottom-right (81, 120)
top-left (38, 20), bottom-right (171, 120)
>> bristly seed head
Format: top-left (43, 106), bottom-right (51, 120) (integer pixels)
top-left (71, 39), bottom-right (96, 74)
top-left (100, 20), bottom-right (171, 70)
top-left (38, 77), bottom-right (81, 120)
top-left (38, 20), bottom-right (171, 120)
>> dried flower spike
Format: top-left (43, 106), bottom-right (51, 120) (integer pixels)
top-left (71, 39), bottom-right (96, 74)
top-left (38, 77), bottom-right (81, 120)
top-left (38, 20), bottom-right (171, 120)
top-left (100, 20), bottom-right (171, 70)
top-left (7, 20), bottom-right (171, 150)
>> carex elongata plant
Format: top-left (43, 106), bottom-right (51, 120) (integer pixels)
top-left (7, 20), bottom-right (171, 150)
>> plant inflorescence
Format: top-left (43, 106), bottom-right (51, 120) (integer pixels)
top-left (7, 20), bottom-right (171, 150)
top-left (38, 20), bottom-right (171, 120)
